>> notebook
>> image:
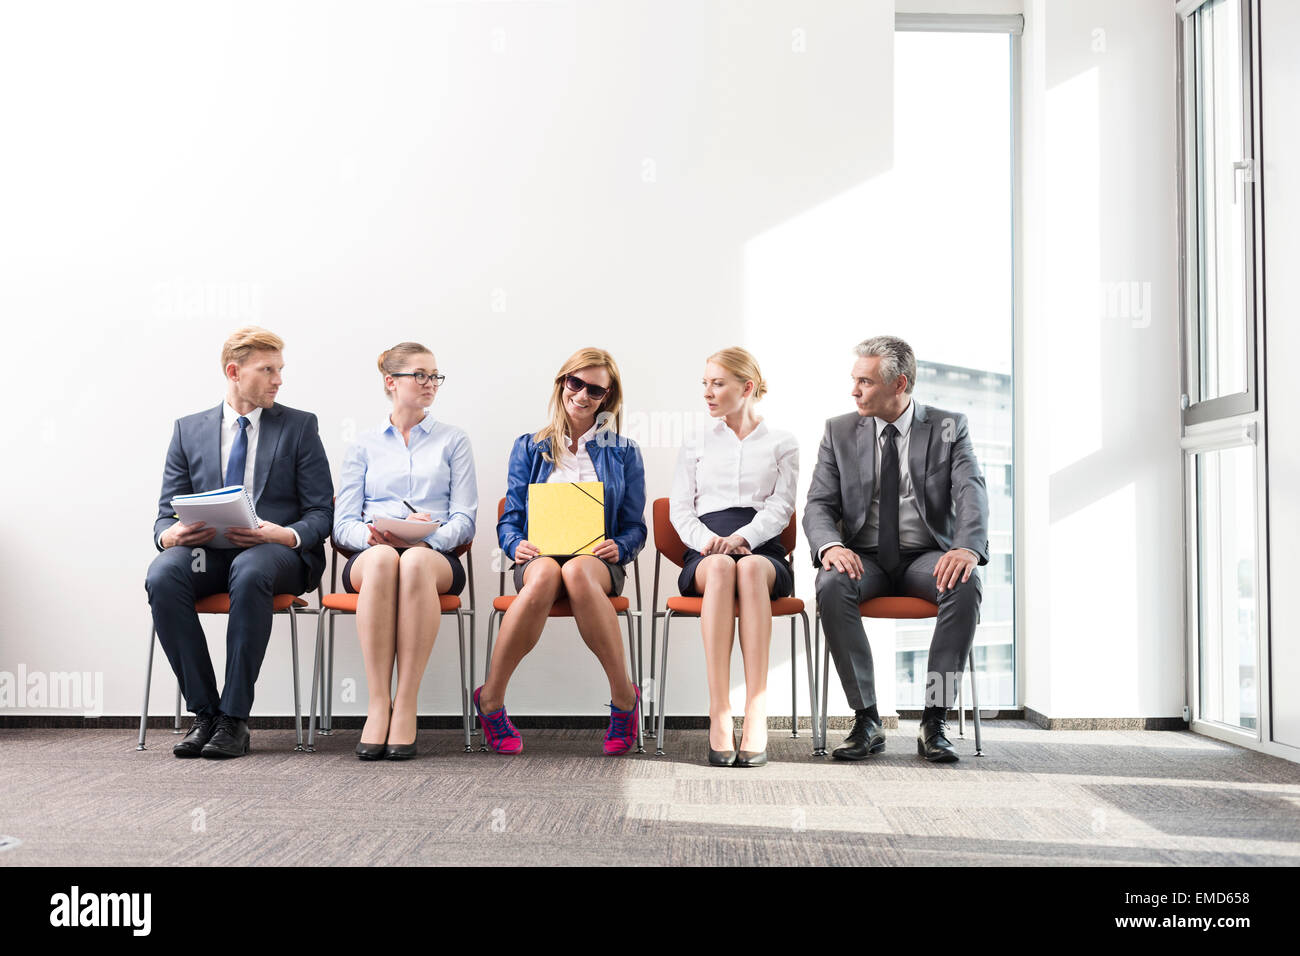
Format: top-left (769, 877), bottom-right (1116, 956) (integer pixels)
top-left (169, 485), bottom-right (259, 549)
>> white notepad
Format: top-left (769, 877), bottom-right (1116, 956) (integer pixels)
top-left (170, 486), bottom-right (259, 549)
top-left (372, 515), bottom-right (442, 544)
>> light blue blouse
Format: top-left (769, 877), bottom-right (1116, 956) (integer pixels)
top-left (333, 412), bottom-right (478, 554)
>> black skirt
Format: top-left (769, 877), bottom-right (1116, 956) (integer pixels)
top-left (342, 548), bottom-right (467, 596)
top-left (678, 506), bottom-right (793, 599)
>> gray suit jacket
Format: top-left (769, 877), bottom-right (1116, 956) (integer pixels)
top-left (802, 402), bottom-right (989, 568)
top-left (153, 402), bottom-right (335, 589)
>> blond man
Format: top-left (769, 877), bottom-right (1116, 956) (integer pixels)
top-left (145, 327), bottom-right (334, 758)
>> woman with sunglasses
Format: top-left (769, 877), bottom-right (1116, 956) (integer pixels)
top-left (476, 347), bottom-right (647, 756)
top-left (669, 347), bottom-right (798, 767)
top-left (333, 342), bottom-right (478, 760)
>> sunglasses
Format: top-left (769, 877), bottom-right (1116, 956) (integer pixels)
top-left (563, 374), bottom-right (609, 401)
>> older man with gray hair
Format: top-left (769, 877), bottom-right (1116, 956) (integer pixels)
top-left (804, 336), bottom-right (989, 762)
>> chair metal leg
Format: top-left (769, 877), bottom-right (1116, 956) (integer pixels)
top-left (957, 670), bottom-right (965, 737)
top-left (469, 611), bottom-right (478, 738)
top-left (457, 611), bottom-right (472, 752)
top-left (173, 683), bottom-right (183, 733)
top-left (322, 615), bottom-right (336, 734)
top-left (622, 610), bottom-right (644, 754)
top-left (480, 609), bottom-right (500, 751)
top-left (289, 607), bottom-right (304, 751)
top-left (789, 617), bottom-right (798, 738)
top-left (654, 611), bottom-right (673, 756)
top-left (137, 625), bottom-right (156, 750)
top-left (817, 615), bottom-right (831, 757)
top-left (800, 611), bottom-right (816, 755)
top-left (968, 647), bottom-right (984, 756)
top-left (647, 613), bottom-right (658, 739)
top-left (306, 609), bottom-right (327, 751)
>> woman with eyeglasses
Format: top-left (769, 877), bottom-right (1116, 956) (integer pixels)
top-left (669, 348), bottom-right (798, 768)
top-left (476, 347), bottom-right (647, 756)
top-left (333, 342), bottom-right (478, 760)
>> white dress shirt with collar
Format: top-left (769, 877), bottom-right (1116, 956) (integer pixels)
top-left (670, 419), bottom-right (800, 552)
top-left (817, 400), bottom-right (976, 562)
top-left (548, 422), bottom-right (600, 483)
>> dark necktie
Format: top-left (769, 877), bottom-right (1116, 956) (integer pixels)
top-left (878, 423), bottom-right (900, 571)
top-left (225, 416), bottom-right (250, 487)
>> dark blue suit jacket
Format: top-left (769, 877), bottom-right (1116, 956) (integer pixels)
top-left (153, 402), bottom-right (335, 589)
top-left (497, 431), bottom-right (647, 565)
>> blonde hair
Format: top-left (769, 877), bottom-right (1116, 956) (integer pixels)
top-left (220, 326), bottom-right (285, 372)
top-left (377, 341), bottom-right (435, 398)
top-left (708, 346), bottom-right (767, 401)
top-left (534, 347), bottom-right (624, 464)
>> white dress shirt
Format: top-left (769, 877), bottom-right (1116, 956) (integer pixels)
top-left (548, 423), bottom-right (601, 483)
top-left (670, 419), bottom-right (799, 552)
top-left (221, 402), bottom-right (261, 491)
top-left (818, 400), bottom-right (974, 561)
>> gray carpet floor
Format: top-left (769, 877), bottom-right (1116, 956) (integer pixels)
top-left (4, 721), bottom-right (1300, 866)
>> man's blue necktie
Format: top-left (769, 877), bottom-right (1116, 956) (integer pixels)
top-left (225, 416), bottom-right (250, 487)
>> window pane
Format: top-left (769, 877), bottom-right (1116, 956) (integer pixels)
top-left (1196, 446), bottom-right (1257, 729)
top-left (1195, 0), bottom-right (1250, 402)
top-left (893, 32), bottom-right (1014, 708)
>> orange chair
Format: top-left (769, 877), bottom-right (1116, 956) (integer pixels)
top-left (137, 592), bottom-right (317, 751)
top-left (813, 597), bottom-right (983, 756)
top-left (306, 539), bottom-right (476, 751)
top-left (647, 498), bottom-right (816, 756)
top-left (483, 497), bottom-right (645, 753)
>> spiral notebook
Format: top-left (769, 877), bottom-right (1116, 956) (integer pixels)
top-left (170, 485), bottom-right (259, 549)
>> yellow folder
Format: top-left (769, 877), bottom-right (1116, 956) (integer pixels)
top-left (528, 481), bottom-right (606, 556)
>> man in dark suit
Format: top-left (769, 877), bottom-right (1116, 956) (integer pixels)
top-left (804, 336), bottom-right (989, 763)
top-left (145, 327), bottom-right (333, 759)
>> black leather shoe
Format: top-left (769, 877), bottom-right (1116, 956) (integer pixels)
top-left (201, 715), bottom-right (250, 759)
top-left (173, 715), bottom-right (216, 758)
top-left (736, 748), bottom-right (768, 768)
top-left (708, 730), bottom-right (737, 767)
top-left (384, 740), bottom-right (416, 760)
top-left (917, 715), bottom-right (959, 763)
top-left (832, 711), bottom-right (886, 760)
top-left (355, 741), bottom-right (388, 760)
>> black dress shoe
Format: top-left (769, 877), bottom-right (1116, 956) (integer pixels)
top-left (384, 740), bottom-right (417, 760)
top-left (708, 730), bottom-right (737, 767)
top-left (736, 748), bottom-right (768, 768)
top-left (832, 711), bottom-right (886, 760)
top-left (917, 714), bottom-right (959, 763)
top-left (355, 741), bottom-right (388, 761)
top-left (173, 715), bottom-right (216, 758)
top-left (201, 715), bottom-right (250, 759)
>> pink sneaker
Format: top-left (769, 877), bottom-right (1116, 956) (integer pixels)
top-left (603, 684), bottom-right (641, 756)
top-left (474, 686), bottom-right (522, 754)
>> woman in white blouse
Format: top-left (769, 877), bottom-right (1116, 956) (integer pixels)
top-left (333, 342), bottom-right (478, 761)
top-left (670, 348), bottom-right (799, 768)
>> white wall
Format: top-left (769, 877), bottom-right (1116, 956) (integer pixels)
top-left (0, 0), bottom-right (894, 718)
top-left (1019, 0), bottom-right (1184, 719)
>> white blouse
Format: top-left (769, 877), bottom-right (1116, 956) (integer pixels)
top-left (548, 422), bottom-right (600, 483)
top-left (670, 419), bottom-right (800, 552)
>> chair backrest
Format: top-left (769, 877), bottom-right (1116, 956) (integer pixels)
top-left (653, 497), bottom-right (798, 570)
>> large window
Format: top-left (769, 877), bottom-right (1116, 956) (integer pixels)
top-left (891, 23), bottom-right (1016, 709)
top-left (1179, 0), bottom-right (1267, 741)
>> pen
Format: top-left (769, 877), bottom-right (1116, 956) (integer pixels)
top-left (402, 500), bottom-right (417, 514)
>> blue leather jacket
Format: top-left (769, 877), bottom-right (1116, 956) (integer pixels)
top-left (497, 431), bottom-right (648, 564)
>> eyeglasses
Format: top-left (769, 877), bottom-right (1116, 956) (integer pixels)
top-left (391, 372), bottom-right (446, 386)
top-left (563, 374), bottom-right (609, 401)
